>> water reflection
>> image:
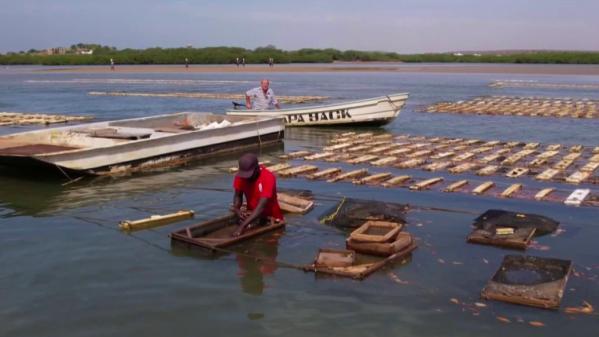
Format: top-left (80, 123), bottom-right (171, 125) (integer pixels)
top-left (236, 231), bottom-right (282, 295)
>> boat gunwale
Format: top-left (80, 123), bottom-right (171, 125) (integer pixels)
top-left (226, 92), bottom-right (409, 115)
top-left (0, 112), bottom-right (284, 158)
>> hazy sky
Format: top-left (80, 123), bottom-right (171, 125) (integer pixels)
top-left (2, 0), bottom-right (598, 53)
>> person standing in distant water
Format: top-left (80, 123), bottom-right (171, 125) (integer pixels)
top-left (235, 57), bottom-right (240, 67)
top-left (241, 57), bottom-right (246, 67)
top-left (110, 58), bottom-right (115, 71)
top-left (245, 79), bottom-right (280, 110)
top-left (268, 57), bottom-right (274, 67)
top-left (185, 58), bottom-right (189, 69)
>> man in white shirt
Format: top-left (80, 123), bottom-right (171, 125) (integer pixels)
top-left (245, 79), bottom-right (280, 110)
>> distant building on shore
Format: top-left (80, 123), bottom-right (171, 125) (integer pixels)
top-left (46, 47), bottom-right (67, 55)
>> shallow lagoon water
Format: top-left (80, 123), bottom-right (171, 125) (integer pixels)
top-left (1, 66), bottom-right (599, 336)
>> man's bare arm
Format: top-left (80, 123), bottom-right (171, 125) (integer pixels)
top-left (245, 95), bottom-right (252, 109)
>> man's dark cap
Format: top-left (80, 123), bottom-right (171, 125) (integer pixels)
top-left (237, 153), bottom-right (259, 178)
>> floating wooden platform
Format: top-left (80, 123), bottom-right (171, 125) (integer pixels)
top-left (426, 96), bottom-right (599, 119)
top-left (288, 132), bottom-right (599, 185)
top-left (490, 80), bottom-right (599, 90)
top-left (0, 112), bottom-right (92, 126)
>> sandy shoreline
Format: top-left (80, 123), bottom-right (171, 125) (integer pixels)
top-left (35, 63), bottom-right (599, 75)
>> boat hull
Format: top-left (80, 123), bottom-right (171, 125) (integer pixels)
top-left (0, 112), bottom-right (285, 176)
top-left (226, 93), bottom-right (408, 127)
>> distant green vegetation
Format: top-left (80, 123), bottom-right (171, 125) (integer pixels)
top-left (1, 44), bottom-right (599, 65)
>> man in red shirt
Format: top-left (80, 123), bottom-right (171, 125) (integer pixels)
top-left (232, 153), bottom-right (283, 236)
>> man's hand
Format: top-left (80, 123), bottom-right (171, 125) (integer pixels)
top-left (230, 206), bottom-right (247, 221)
top-left (232, 225), bottom-right (246, 237)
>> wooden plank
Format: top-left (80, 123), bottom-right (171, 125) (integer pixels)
top-left (304, 152), bottom-right (335, 161)
top-left (323, 143), bottom-right (354, 152)
top-left (395, 158), bottom-right (426, 169)
top-left (409, 177), bottom-right (444, 191)
top-left (347, 154), bottom-right (378, 164)
top-left (569, 144), bottom-right (584, 153)
top-left (472, 181), bottom-right (495, 195)
top-left (370, 156), bottom-right (398, 166)
top-left (266, 163), bottom-right (291, 173)
top-left (407, 149), bottom-right (432, 158)
top-left (536, 168), bottom-right (560, 181)
top-left (345, 145), bottom-right (372, 153)
top-left (381, 175), bottom-right (411, 187)
top-left (477, 165), bottom-right (499, 176)
top-left (449, 162), bottom-right (479, 174)
top-left (306, 167), bottom-right (342, 180)
top-left (368, 145), bottom-right (398, 154)
top-left (534, 188), bottom-right (555, 201)
top-left (277, 165), bottom-right (319, 177)
top-left (430, 151), bottom-right (454, 160)
top-left (506, 167), bottom-right (529, 178)
top-left (119, 210), bottom-right (195, 231)
top-left (502, 149), bottom-right (535, 165)
top-left (354, 172), bottom-right (393, 185)
top-left (500, 183), bottom-right (523, 198)
top-left (581, 161), bottom-right (599, 173)
top-left (387, 148), bottom-right (413, 156)
top-left (480, 149), bottom-right (510, 163)
top-left (423, 161), bottom-right (451, 171)
top-left (452, 152), bottom-right (475, 162)
top-left (327, 169), bottom-right (368, 183)
top-left (565, 171), bottom-right (591, 184)
top-left (444, 180), bottom-right (469, 192)
top-left (553, 152), bottom-right (581, 170)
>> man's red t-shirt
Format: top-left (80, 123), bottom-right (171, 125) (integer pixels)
top-left (233, 165), bottom-right (283, 220)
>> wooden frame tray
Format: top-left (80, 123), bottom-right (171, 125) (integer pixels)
top-left (349, 220), bottom-right (403, 243)
top-left (170, 213), bottom-right (285, 253)
top-left (467, 227), bottom-right (536, 250)
top-left (481, 255), bottom-right (572, 309)
top-left (309, 243), bottom-right (417, 280)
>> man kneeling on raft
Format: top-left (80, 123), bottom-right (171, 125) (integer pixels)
top-left (231, 153), bottom-right (283, 237)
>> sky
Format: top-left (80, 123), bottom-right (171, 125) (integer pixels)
top-left (1, 0), bottom-right (599, 53)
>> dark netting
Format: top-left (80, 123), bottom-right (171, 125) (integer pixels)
top-left (320, 198), bottom-right (408, 229)
top-left (492, 255), bottom-right (571, 285)
top-left (473, 209), bottom-right (559, 236)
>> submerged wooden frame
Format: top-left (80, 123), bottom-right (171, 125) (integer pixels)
top-left (170, 213), bottom-right (285, 253)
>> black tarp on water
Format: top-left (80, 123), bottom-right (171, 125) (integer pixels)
top-left (473, 209), bottom-right (559, 236)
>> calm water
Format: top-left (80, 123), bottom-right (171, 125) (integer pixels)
top-left (1, 65), bottom-right (599, 337)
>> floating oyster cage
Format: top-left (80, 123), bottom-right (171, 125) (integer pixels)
top-left (424, 96), bottom-right (599, 119)
top-left (262, 132), bottom-right (599, 207)
top-left (309, 242), bottom-right (416, 280)
top-left (481, 255), bottom-right (572, 310)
